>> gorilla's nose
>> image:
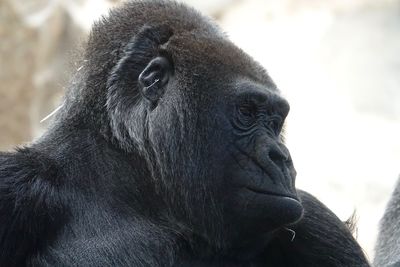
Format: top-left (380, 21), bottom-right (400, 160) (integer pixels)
top-left (268, 143), bottom-right (290, 165)
top-left (254, 138), bottom-right (295, 184)
top-left (265, 142), bottom-right (296, 185)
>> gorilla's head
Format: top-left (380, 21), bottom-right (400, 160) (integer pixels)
top-left (68, 0), bottom-right (303, 249)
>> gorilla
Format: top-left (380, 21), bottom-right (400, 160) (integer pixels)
top-left (374, 177), bottom-right (400, 267)
top-left (0, 1), bottom-right (370, 266)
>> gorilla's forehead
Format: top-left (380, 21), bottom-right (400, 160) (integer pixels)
top-left (88, 1), bottom-right (270, 77)
top-left (85, 0), bottom-right (275, 96)
top-left (166, 33), bottom-right (275, 90)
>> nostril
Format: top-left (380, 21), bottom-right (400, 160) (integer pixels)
top-left (268, 146), bottom-right (289, 164)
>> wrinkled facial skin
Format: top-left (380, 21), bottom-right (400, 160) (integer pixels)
top-left (107, 25), bottom-right (303, 247)
top-left (220, 80), bottom-right (303, 241)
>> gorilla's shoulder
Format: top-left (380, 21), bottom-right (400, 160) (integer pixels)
top-left (298, 190), bottom-right (352, 230)
top-left (374, 177), bottom-right (400, 267)
top-left (0, 147), bottom-right (62, 221)
top-left (0, 147), bottom-right (59, 183)
top-left (0, 148), bottom-right (64, 264)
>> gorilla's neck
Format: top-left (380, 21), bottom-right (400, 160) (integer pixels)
top-left (34, 120), bottom-right (166, 217)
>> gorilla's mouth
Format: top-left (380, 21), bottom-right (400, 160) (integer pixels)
top-left (239, 186), bottom-right (304, 226)
top-left (244, 186), bottom-right (299, 201)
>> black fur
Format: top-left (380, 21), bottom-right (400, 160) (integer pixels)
top-left (0, 1), bottom-right (370, 266)
top-left (374, 177), bottom-right (400, 267)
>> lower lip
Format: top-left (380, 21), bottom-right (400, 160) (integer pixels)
top-left (244, 187), bottom-right (298, 200)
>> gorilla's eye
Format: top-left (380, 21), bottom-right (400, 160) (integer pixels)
top-left (238, 103), bottom-right (257, 118)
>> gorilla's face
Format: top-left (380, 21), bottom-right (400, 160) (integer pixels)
top-left (106, 26), bottom-right (303, 244)
top-left (219, 80), bottom-right (303, 239)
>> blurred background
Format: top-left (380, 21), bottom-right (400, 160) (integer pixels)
top-left (1, 0), bottom-right (399, 259)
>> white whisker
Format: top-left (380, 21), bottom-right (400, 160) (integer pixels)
top-left (40, 104), bottom-right (64, 123)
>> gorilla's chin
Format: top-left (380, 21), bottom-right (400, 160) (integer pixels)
top-left (221, 187), bottom-right (303, 249)
top-left (223, 186), bottom-right (304, 239)
top-left (240, 187), bottom-right (304, 226)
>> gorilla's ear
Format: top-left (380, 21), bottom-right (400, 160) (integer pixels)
top-left (106, 24), bottom-right (173, 107)
top-left (139, 56), bottom-right (172, 103)
top-left (106, 25), bottom-right (174, 150)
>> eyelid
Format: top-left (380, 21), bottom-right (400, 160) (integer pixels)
top-left (237, 92), bottom-right (267, 106)
top-left (237, 104), bottom-right (258, 118)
